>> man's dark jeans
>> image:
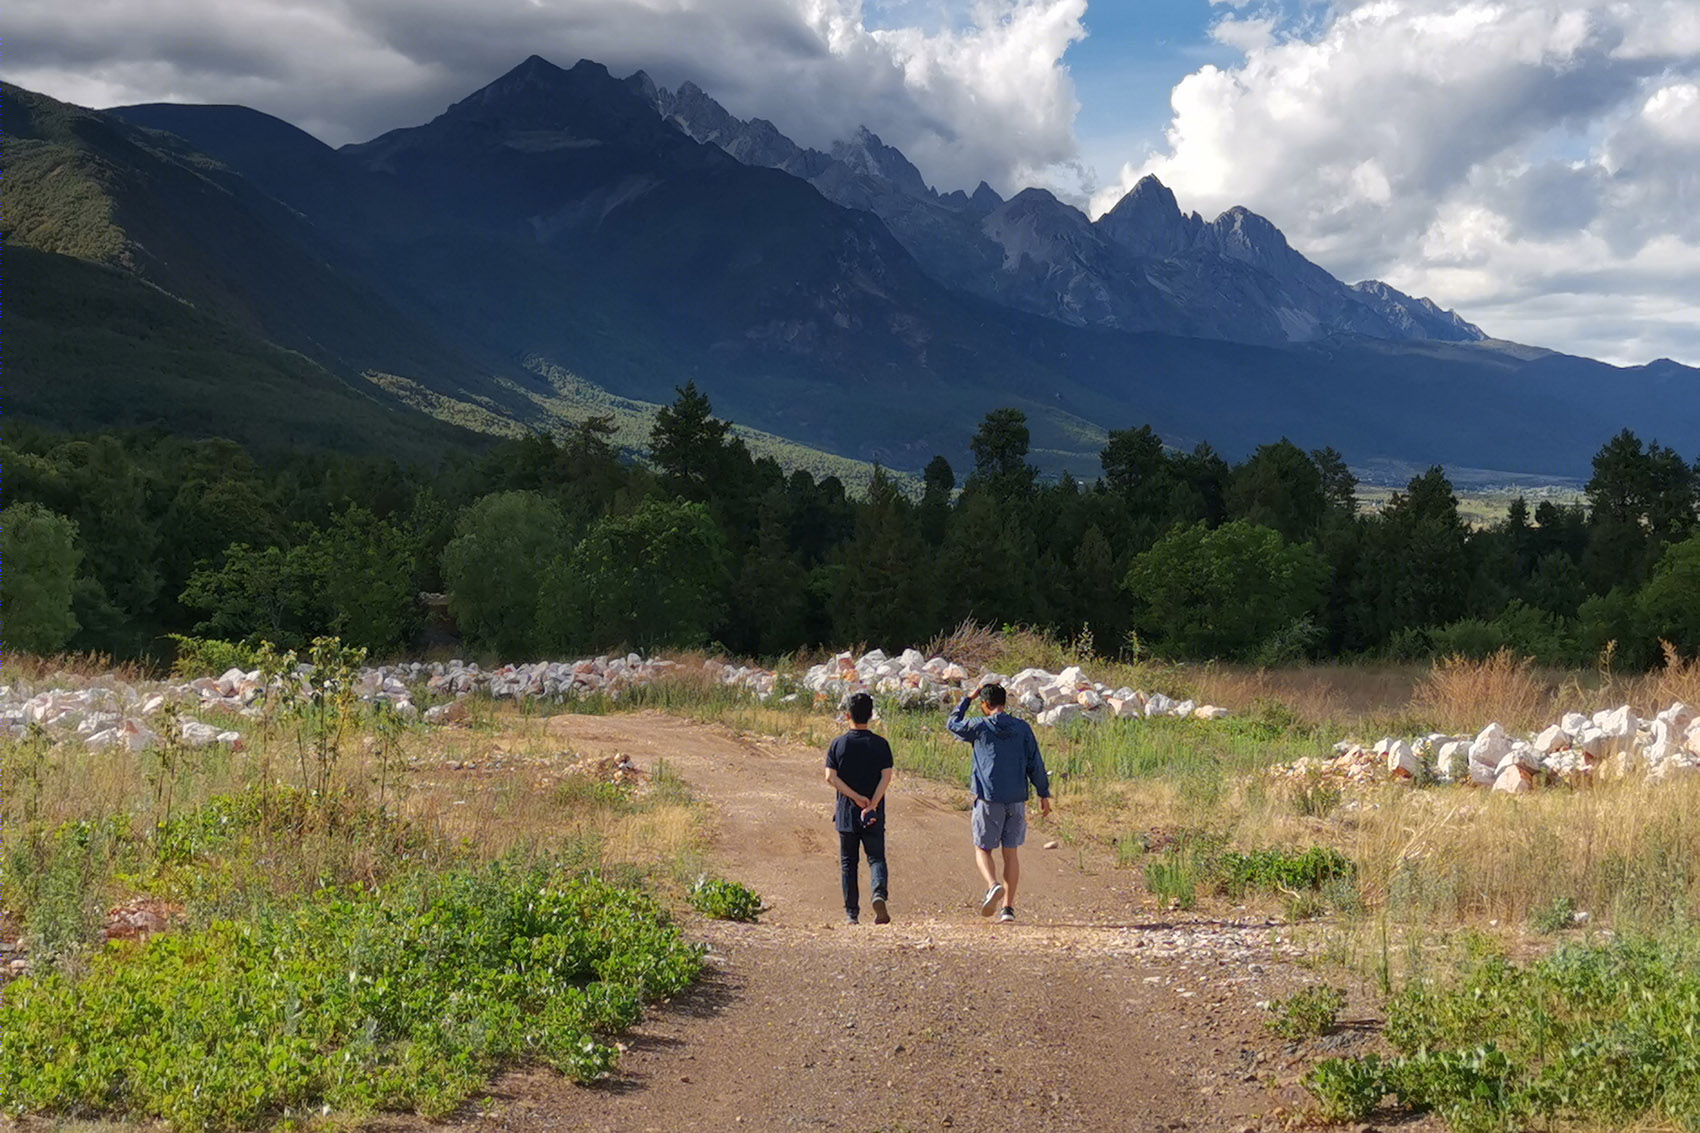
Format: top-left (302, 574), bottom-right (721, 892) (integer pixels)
top-left (839, 826), bottom-right (888, 917)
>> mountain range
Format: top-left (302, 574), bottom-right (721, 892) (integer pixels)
top-left (645, 75), bottom-right (1484, 347)
top-left (5, 54), bottom-right (1696, 480)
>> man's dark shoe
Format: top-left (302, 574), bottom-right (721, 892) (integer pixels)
top-left (980, 883), bottom-right (1005, 916)
top-left (846, 912), bottom-right (859, 925)
top-left (998, 906), bottom-right (1016, 923)
top-left (871, 895), bottom-right (890, 924)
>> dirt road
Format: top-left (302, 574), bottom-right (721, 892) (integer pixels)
top-left (456, 711), bottom-right (1335, 1132)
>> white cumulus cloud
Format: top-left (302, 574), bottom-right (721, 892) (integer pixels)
top-left (1092, 0), bottom-right (1700, 365)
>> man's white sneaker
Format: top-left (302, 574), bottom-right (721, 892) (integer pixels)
top-left (979, 883), bottom-right (1005, 917)
top-left (998, 906), bottom-right (1016, 923)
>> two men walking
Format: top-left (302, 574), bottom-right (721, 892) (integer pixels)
top-left (825, 683), bottom-right (1051, 925)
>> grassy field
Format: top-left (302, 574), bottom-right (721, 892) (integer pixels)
top-left (0, 652), bottom-right (743, 1129)
top-left (1355, 483), bottom-right (1584, 528)
top-left (5, 640), bottom-right (1700, 1130)
top-left (371, 358), bottom-right (920, 495)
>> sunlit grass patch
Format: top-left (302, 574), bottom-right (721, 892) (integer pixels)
top-left (0, 867), bottom-right (703, 1129)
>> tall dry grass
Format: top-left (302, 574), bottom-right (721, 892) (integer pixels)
top-left (1613, 642), bottom-right (1700, 714)
top-left (0, 651), bottom-right (159, 686)
top-left (1175, 662), bottom-right (1427, 729)
top-left (1344, 775), bottom-right (1700, 929)
top-left (1409, 648), bottom-right (1555, 733)
top-left (921, 618), bottom-right (1097, 675)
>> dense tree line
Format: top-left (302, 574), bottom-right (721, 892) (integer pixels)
top-left (3, 387), bottom-right (1698, 668)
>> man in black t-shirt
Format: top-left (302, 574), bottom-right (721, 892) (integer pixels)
top-left (824, 691), bottom-right (894, 925)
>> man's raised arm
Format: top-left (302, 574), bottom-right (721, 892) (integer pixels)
top-left (946, 692), bottom-right (981, 741)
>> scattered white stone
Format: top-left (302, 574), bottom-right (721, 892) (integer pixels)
top-left (1435, 739), bottom-right (1470, 781)
top-left (1493, 764), bottom-right (1534, 793)
top-left (1385, 740), bottom-right (1422, 779)
top-left (1468, 723), bottom-right (1512, 784)
top-left (1037, 703), bottom-right (1084, 727)
top-left (1317, 698), bottom-right (1700, 792)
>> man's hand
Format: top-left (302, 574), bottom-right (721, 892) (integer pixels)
top-left (1039, 796), bottom-right (1053, 818)
top-left (860, 806), bottom-right (879, 825)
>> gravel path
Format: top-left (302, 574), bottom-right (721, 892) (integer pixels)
top-left (418, 711), bottom-right (1355, 1132)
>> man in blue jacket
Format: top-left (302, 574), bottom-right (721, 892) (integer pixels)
top-left (947, 683), bottom-right (1052, 923)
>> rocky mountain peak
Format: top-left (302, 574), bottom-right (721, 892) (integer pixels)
top-left (651, 78), bottom-right (807, 171)
top-left (625, 69), bottom-right (660, 108)
top-left (830, 127), bottom-right (930, 199)
top-left (1210, 205), bottom-right (1290, 253)
top-left (986, 188), bottom-right (1099, 259)
top-left (1351, 279), bottom-right (1486, 342)
top-left (1130, 173), bottom-right (1177, 206)
top-left (967, 180), bottom-right (1004, 218)
top-left (453, 55), bottom-right (570, 113)
top-left (1095, 174), bottom-right (1198, 259)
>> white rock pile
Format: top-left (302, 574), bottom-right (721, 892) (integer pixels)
top-left (795, 648), bottom-right (1230, 727)
top-left (0, 676), bottom-right (249, 752)
top-left (2, 647), bottom-right (1232, 749)
top-left (367, 654), bottom-right (682, 720)
top-left (1298, 701), bottom-right (1700, 793)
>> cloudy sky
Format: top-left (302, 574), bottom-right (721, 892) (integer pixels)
top-left (8, 0), bottom-right (1698, 366)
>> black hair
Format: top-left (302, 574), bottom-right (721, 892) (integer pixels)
top-left (847, 692), bottom-right (875, 724)
top-left (979, 683), bottom-right (1007, 708)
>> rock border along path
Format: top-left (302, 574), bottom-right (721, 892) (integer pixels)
top-left (1, 648), bottom-right (1231, 755)
top-left (1283, 701), bottom-right (1700, 791)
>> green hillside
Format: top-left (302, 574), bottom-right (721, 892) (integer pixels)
top-left (5, 247), bottom-right (483, 462)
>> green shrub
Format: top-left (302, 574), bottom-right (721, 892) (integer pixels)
top-left (687, 875), bottom-right (762, 922)
top-left (1145, 854), bottom-right (1200, 909)
top-left (1215, 845), bottom-right (1355, 898)
top-left (1144, 840), bottom-right (1355, 910)
top-left (1305, 934), bottom-right (1700, 1131)
top-left (1528, 894), bottom-right (1577, 935)
top-left (0, 865), bottom-right (703, 1129)
top-left (1266, 985), bottom-right (1347, 1040)
top-left (166, 634), bottom-right (265, 678)
top-left (1304, 1054), bottom-right (1386, 1121)
top-left (0, 817), bottom-right (127, 969)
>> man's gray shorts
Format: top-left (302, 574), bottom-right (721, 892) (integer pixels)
top-left (971, 799), bottom-right (1027, 850)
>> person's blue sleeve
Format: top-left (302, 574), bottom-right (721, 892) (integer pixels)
top-left (1026, 724), bottom-right (1051, 797)
top-left (946, 695), bottom-right (980, 742)
top-left (825, 736), bottom-right (842, 770)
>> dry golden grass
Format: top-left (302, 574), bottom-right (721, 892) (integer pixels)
top-left (1410, 648), bottom-right (1554, 733)
top-left (1055, 756), bottom-right (1700, 941)
top-left (1338, 775), bottom-right (1700, 927)
top-left (401, 715), bottom-right (701, 869)
top-left (0, 651), bottom-right (157, 685)
top-left (921, 619), bottom-right (1007, 670)
top-left (1171, 662), bottom-right (1428, 728)
top-left (1613, 642), bottom-right (1700, 714)
top-left (1, 703), bottom-right (706, 917)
